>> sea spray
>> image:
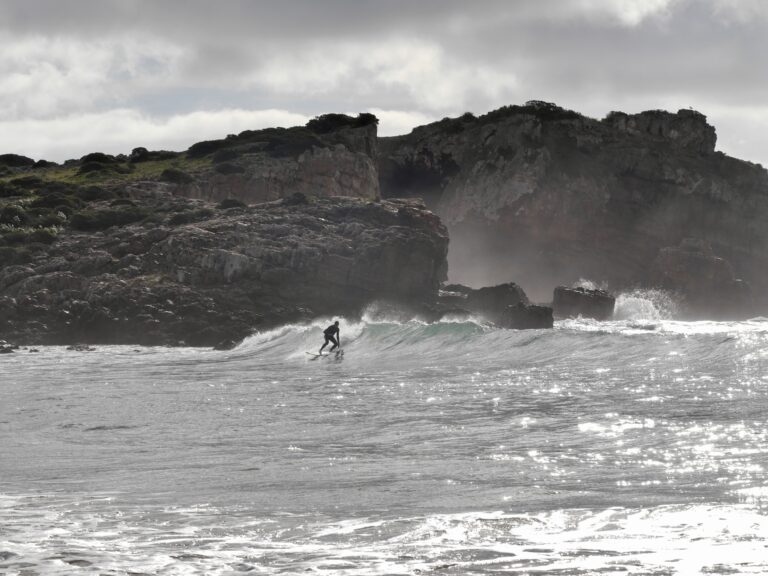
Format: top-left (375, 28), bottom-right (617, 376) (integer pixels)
top-left (613, 288), bottom-right (678, 321)
top-left (573, 278), bottom-right (608, 291)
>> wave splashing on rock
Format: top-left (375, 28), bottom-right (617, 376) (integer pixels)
top-left (613, 288), bottom-right (679, 321)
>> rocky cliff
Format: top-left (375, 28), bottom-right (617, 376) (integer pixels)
top-left (0, 114), bottom-right (447, 346)
top-left (379, 102), bottom-right (768, 316)
top-left (173, 114), bottom-right (380, 204)
top-left (0, 191), bottom-right (447, 346)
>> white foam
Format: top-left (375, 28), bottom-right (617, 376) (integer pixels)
top-left (613, 288), bottom-right (678, 321)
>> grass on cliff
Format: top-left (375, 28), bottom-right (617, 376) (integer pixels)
top-left (0, 114), bottom-right (380, 261)
top-left (4, 156), bottom-right (213, 187)
top-left (0, 160), bottom-right (241, 258)
top-left (0, 112), bottom-right (378, 190)
top-left (0, 156), bottom-right (214, 256)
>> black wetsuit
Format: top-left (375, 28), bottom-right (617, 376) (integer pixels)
top-left (320, 324), bottom-right (340, 353)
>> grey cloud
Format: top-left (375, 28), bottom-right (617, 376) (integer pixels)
top-left (3, 0), bottom-right (768, 163)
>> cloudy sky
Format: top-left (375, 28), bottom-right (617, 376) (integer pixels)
top-left (2, 0), bottom-right (768, 164)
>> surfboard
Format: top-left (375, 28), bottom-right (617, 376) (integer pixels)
top-left (306, 350), bottom-right (344, 359)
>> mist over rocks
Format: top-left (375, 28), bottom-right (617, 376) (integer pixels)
top-left (379, 101), bottom-right (768, 318)
top-left (651, 238), bottom-right (753, 319)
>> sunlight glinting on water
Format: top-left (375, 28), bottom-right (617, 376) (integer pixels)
top-left (2, 314), bottom-right (768, 573)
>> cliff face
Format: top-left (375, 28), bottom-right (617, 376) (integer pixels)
top-left (379, 102), bottom-right (768, 312)
top-left (174, 121), bottom-right (380, 204)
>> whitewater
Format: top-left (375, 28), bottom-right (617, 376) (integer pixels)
top-left (2, 295), bottom-right (768, 575)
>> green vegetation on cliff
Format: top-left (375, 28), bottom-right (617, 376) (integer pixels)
top-left (0, 112), bottom-right (383, 265)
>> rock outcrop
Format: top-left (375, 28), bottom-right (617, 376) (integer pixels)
top-left (553, 286), bottom-right (615, 320)
top-left (0, 113), bottom-right (433, 346)
top-left (175, 143), bottom-right (379, 205)
top-left (650, 239), bottom-right (752, 319)
top-left (0, 192), bottom-right (447, 346)
top-left (437, 282), bottom-right (527, 323)
top-left (173, 114), bottom-right (380, 205)
top-left (501, 303), bottom-right (554, 329)
top-left (379, 101), bottom-right (768, 317)
top-left (434, 281), bottom-right (552, 329)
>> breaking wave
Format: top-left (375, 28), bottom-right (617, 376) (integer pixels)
top-left (225, 306), bottom-right (768, 374)
top-left (613, 288), bottom-right (679, 321)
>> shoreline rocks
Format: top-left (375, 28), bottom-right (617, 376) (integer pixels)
top-left (651, 239), bottom-right (753, 319)
top-left (502, 303), bottom-right (554, 329)
top-left (553, 286), bottom-right (616, 320)
top-left (435, 282), bottom-right (553, 329)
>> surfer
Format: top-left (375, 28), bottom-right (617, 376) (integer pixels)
top-left (319, 321), bottom-right (340, 354)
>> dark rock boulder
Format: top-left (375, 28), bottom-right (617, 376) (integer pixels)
top-left (433, 282), bottom-right (529, 323)
top-left (651, 239), bottom-right (753, 319)
top-left (553, 286), bottom-right (615, 320)
top-left (465, 283), bottom-right (528, 323)
top-left (501, 303), bottom-right (554, 329)
top-left (0, 154), bottom-right (36, 168)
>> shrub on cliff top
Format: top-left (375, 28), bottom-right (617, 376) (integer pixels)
top-left (0, 182), bottom-right (25, 198)
top-left (0, 229), bottom-right (26, 244)
top-left (187, 139), bottom-right (229, 159)
top-left (482, 101), bottom-right (583, 124)
top-left (128, 146), bottom-right (179, 163)
top-left (37, 181), bottom-right (78, 196)
top-left (160, 168), bottom-right (194, 184)
top-left (306, 112), bottom-right (378, 134)
top-left (34, 210), bottom-right (67, 227)
top-left (0, 204), bottom-right (29, 226)
top-left (78, 161), bottom-right (133, 176)
top-left (77, 161), bottom-right (112, 175)
top-left (80, 152), bottom-right (118, 164)
top-left (9, 175), bottom-right (44, 190)
top-left (0, 154), bottom-right (35, 168)
top-left (30, 192), bottom-right (82, 211)
top-left (28, 227), bottom-right (58, 244)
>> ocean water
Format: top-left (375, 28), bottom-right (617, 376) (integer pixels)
top-left (3, 296), bottom-right (768, 575)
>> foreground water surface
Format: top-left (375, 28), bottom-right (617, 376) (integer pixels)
top-left (3, 307), bottom-right (768, 574)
